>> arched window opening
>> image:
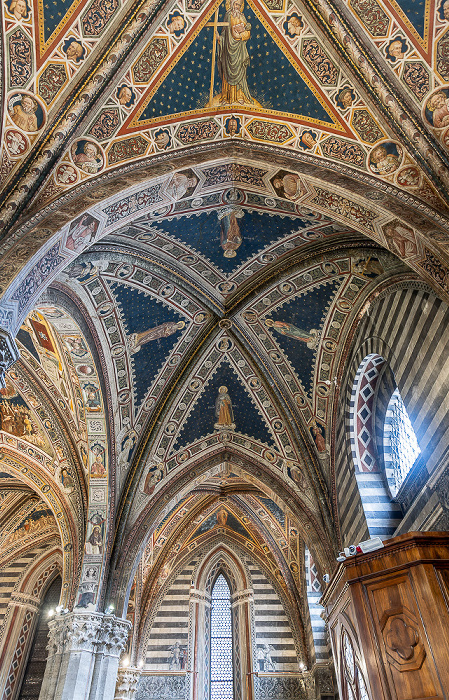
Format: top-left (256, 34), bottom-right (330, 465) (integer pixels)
top-left (384, 388), bottom-right (420, 495)
top-left (341, 632), bottom-right (370, 700)
top-left (349, 354), bottom-right (402, 539)
top-left (18, 575), bottom-right (62, 699)
top-left (210, 574), bottom-right (234, 700)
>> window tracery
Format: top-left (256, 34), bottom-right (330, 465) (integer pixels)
top-left (210, 574), bottom-right (234, 700)
top-left (384, 388), bottom-right (420, 494)
top-left (341, 632), bottom-right (370, 700)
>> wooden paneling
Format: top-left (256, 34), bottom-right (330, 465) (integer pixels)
top-left (322, 533), bottom-right (449, 700)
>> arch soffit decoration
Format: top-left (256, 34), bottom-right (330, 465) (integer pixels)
top-left (108, 448), bottom-right (335, 615)
top-left (0, 450), bottom-right (78, 606)
top-left (2, 0), bottom-right (449, 246)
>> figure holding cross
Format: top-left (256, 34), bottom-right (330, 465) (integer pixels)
top-left (206, 0), bottom-right (256, 107)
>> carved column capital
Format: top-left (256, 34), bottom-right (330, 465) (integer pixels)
top-left (101, 615), bottom-right (132, 657)
top-left (114, 667), bottom-right (141, 700)
top-left (0, 327), bottom-right (19, 390)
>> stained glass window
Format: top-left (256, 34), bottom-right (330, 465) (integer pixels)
top-left (210, 574), bottom-right (234, 700)
top-left (384, 388), bottom-right (420, 493)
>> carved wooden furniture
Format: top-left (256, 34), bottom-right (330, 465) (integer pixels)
top-left (321, 532), bottom-right (449, 700)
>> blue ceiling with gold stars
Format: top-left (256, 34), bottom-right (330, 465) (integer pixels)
top-left (173, 362), bottom-right (275, 450)
top-left (108, 281), bottom-right (189, 410)
top-left (134, 0), bottom-right (338, 127)
top-left (393, 0), bottom-right (429, 38)
top-left (263, 279), bottom-right (342, 395)
top-left (132, 210), bottom-right (317, 274)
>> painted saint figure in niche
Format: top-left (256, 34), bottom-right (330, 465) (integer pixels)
top-left (167, 10), bottom-right (186, 36)
top-left (224, 115), bottom-right (241, 136)
top-left (129, 320), bottom-right (185, 353)
top-left (71, 140), bottom-right (103, 174)
top-left (90, 442), bottom-right (106, 478)
top-left (265, 319), bottom-right (320, 349)
top-left (83, 383), bottom-right (101, 411)
top-left (385, 37), bottom-right (408, 62)
top-left (310, 420), bottom-right (326, 452)
top-left (271, 171), bottom-right (306, 201)
top-left (85, 525), bottom-right (103, 554)
top-left (438, 0), bottom-right (449, 21)
top-left (335, 86), bottom-right (356, 111)
top-left (116, 84), bottom-right (136, 108)
top-left (166, 170), bottom-right (198, 200)
top-left (118, 431), bottom-right (137, 470)
top-left (215, 0), bottom-right (255, 106)
top-left (215, 385), bottom-right (235, 430)
top-left (216, 507), bottom-right (228, 526)
top-left (143, 462), bottom-right (164, 496)
top-left (383, 220), bottom-right (418, 258)
top-left (283, 13), bottom-right (303, 38)
top-left (6, 0), bottom-right (31, 20)
top-left (298, 129), bottom-right (317, 150)
top-left (63, 38), bottom-right (86, 63)
top-left (219, 208), bottom-right (243, 257)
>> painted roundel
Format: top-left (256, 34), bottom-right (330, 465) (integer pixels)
top-left (7, 92), bottom-right (46, 132)
top-left (70, 139), bottom-right (104, 174)
top-left (424, 88), bottom-right (449, 128)
top-left (4, 128), bottom-right (30, 157)
top-left (368, 142), bottom-right (402, 176)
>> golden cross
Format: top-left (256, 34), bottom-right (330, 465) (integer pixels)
top-left (205, 9), bottom-right (229, 104)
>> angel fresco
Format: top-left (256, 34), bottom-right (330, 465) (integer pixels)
top-left (219, 208), bottom-right (243, 257)
top-left (128, 320), bottom-right (185, 353)
top-left (264, 319), bottom-right (320, 349)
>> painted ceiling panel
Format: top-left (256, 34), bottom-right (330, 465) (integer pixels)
top-left (135, 209), bottom-right (318, 275)
top-left (261, 278), bottom-right (342, 395)
top-left (108, 280), bottom-right (191, 410)
top-left (133, 0), bottom-right (337, 127)
top-left (172, 360), bottom-right (276, 450)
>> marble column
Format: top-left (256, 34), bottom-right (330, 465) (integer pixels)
top-left (38, 612), bottom-right (131, 700)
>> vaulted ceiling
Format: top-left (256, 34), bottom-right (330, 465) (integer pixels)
top-left (0, 0), bottom-right (448, 613)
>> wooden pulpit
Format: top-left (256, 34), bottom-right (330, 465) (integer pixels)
top-left (321, 532), bottom-right (449, 700)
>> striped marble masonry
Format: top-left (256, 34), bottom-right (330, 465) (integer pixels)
top-left (355, 473), bottom-right (402, 538)
top-left (245, 559), bottom-right (299, 672)
top-left (144, 560), bottom-right (197, 670)
top-left (0, 547), bottom-right (45, 631)
top-left (336, 285), bottom-right (449, 546)
top-left (305, 549), bottom-right (328, 663)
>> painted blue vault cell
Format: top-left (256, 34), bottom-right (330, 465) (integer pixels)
top-left (264, 279), bottom-right (342, 395)
top-left (148, 210), bottom-right (312, 274)
top-left (189, 510), bottom-right (252, 541)
top-left (137, 0), bottom-right (336, 125)
top-left (108, 281), bottom-right (189, 410)
top-left (173, 362), bottom-right (275, 451)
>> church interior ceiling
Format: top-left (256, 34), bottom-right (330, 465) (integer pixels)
top-left (1, 0), bottom-right (449, 669)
